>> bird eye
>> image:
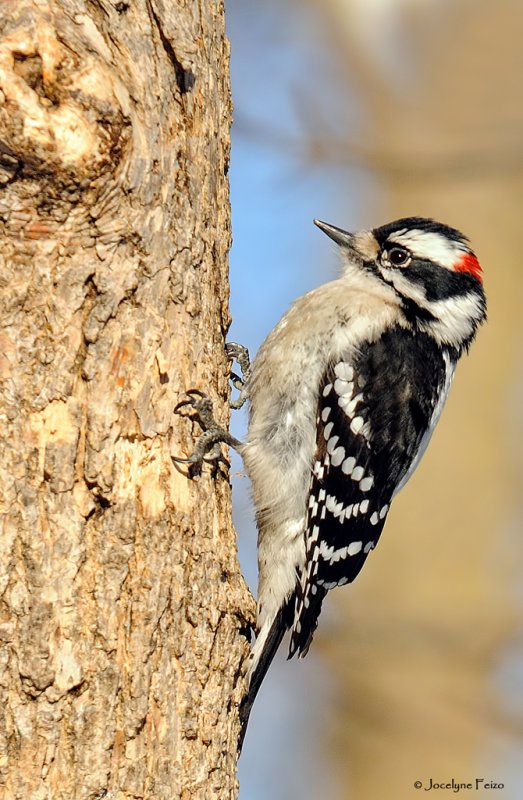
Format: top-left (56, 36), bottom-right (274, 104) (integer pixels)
top-left (387, 247), bottom-right (410, 267)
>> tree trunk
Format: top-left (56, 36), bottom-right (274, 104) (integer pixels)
top-left (0, 2), bottom-right (252, 798)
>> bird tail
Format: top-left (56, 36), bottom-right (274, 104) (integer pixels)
top-left (288, 584), bottom-right (327, 659)
top-left (238, 600), bottom-right (293, 751)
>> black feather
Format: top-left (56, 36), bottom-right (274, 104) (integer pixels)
top-left (238, 598), bottom-right (294, 751)
top-left (289, 327), bottom-right (449, 656)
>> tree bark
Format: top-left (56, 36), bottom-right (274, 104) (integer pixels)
top-left (0, 2), bottom-right (252, 798)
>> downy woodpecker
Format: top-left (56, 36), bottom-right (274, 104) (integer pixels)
top-left (176, 216), bottom-right (486, 744)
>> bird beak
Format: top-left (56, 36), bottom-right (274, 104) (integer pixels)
top-left (313, 219), bottom-right (355, 249)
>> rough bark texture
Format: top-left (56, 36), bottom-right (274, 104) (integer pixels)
top-left (0, 1), bottom-right (253, 798)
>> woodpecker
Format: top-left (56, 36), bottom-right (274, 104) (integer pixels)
top-left (175, 216), bottom-right (486, 745)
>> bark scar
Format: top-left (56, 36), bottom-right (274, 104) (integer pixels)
top-left (0, 10), bottom-right (128, 176)
top-left (146, 0), bottom-right (195, 95)
top-left (0, 21), bottom-right (98, 165)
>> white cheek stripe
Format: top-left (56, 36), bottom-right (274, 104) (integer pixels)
top-left (384, 270), bottom-right (483, 347)
top-left (424, 292), bottom-right (485, 346)
top-left (387, 230), bottom-right (467, 270)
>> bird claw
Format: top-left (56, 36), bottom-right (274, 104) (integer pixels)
top-left (174, 388), bottom-right (208, 412)
top-left (174, 389), bottom-right (216, 429)
top-left (226, 342), bottom-right (251, 410)
top-left (173, 389), bottom-right (242, 474)
top-left (174, 343), bottom-right (250, 473)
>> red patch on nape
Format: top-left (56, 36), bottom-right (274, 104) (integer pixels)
top-left (454, 252), bottom-right (483, 283)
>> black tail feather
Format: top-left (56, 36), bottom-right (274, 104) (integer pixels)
top-left (238, 600), bottom-right (293, 752)
top-left (288, 586), bottom-right (327, 659)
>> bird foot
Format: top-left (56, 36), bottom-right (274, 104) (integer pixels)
top-left (173, 389), bottom-right (242, 475)
top-left (226, 342), bottom-right (251, 409)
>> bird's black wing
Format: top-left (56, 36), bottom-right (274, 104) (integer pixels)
top-left (290, 330), bottom-right (449, 657)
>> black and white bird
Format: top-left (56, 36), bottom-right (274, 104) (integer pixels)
top-left (175, 215), bottom-right (486, 744)
top-left (237, 216), bottom-right (486, 735)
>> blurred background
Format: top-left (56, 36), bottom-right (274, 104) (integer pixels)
top-left (226, 1), bottom-right (523, 797)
